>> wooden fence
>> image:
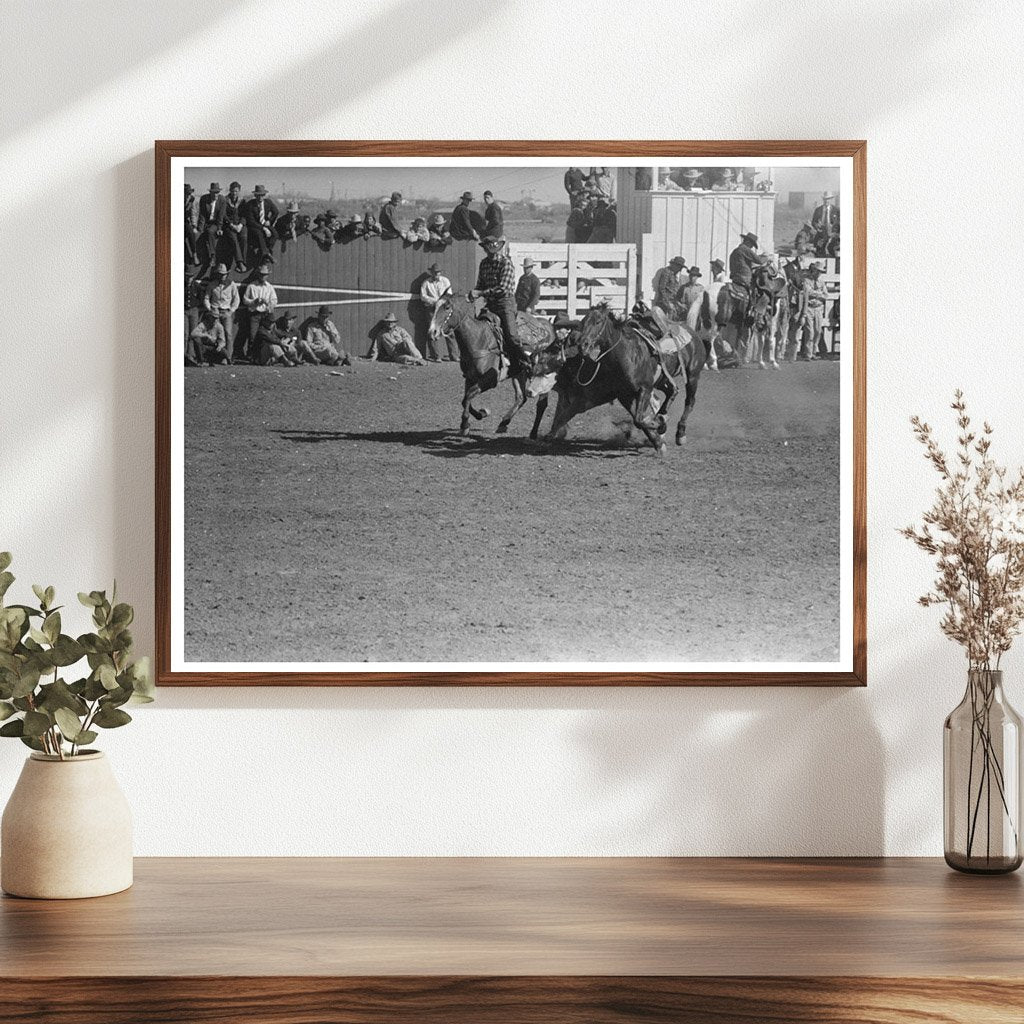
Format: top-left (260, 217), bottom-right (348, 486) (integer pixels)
top-left (507, 243), bottom-right (637, 317)
top-left (271, 235), bottom-right (483, 355)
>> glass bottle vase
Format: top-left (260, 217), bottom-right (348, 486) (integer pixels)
top-left (944, 669), bottom-right (1023, 873)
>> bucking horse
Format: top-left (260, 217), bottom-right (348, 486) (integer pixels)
top-left (528, 302), bottom-right (710, 453)
top-left (427, 295), bottom-right (555, 435)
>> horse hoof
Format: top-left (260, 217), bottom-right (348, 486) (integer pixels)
top-left (459, 427), bottom-right (470, 437)
top-left (479, 407), bottom-right (490, 419)
top-left (675, 433), bottom-right (687, 446)
top-left (656, 415), bottom-right (668, 436)
top-left (495, 422), bottom-right (508, 434)
top-left (655, 442), bottom-right (667, 456)
top-left (771, 361), bottom-right (780, 369)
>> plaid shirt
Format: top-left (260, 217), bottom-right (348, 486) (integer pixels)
top-left (476, 254), bottom-right (515, 303)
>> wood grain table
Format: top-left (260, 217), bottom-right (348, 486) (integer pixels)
top-left (1, 857), bottom-right (1022, 1023)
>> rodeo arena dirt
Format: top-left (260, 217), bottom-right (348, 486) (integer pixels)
top-left (181, 165), bottom-right (843, 667)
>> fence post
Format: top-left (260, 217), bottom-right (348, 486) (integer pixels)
top-left (626, 245), bottom-right (637, 310)
top-left (566, 244), bottom-right (577, 318)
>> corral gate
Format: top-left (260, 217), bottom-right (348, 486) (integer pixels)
top-left (507, 243), bottom-right (637, 318)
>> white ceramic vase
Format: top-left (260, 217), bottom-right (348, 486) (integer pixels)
top-left (1, 751), bottom-right (133, 899)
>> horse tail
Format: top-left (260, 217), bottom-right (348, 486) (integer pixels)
top-left (700, 290), bottom-right (712, 330)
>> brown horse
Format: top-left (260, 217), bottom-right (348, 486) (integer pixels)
top-left (539, 304), bottom-right (677, 453)
top-left (427, 295), bottom-right (554, 435)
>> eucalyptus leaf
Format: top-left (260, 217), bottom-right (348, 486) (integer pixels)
top-left (0, 719), bottom-right (24, 737)
top-left (42, 611), bottom-right (60, 644)
top-left (11, 665), bottom-right (42, 699)
top-left (22, 711), bottom-right (51, 738)
top-left (28, 627), bottom-right (49, 647)
top-left (50, 635), bottom-right (85, 667)
top-left (75, 730), bottom-right (98, 746)
top-left (0, 552), bottom-right (11, 573)
top-left (98, 664), bottom-right (118, 691)
top-left (0, 701), bottom-right (15, 721)
top-left (37, 679), bottom-right (88, 717)
top-left (77, 592), bottom-right (100, 608)
top-left (31, 584), bottom-right (47, 607)
top-left (0, 572), bottom-right (14, 601)
top-left (93, 706), bottom-right (132, 729)
top-left (19, 735), bottom-right (45, 752)
top-left (110, 603), bottom-right (134, 629)
top-left (129, 657), bottom-right (154, 698)
top-left (44, 586), bottom-right (55, 608)
top-left (53, 707), bottom-right (85, 741)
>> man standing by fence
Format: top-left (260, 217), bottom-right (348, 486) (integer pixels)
top-left (797, 262), bottom-right (829, 361)
top-left (515, 257), bottom-right (541, 314)
top-left (420, 263), bottom-right (457, 361)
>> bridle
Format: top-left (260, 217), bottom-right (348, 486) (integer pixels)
top-left (575, 308), bottom-right (624, 386)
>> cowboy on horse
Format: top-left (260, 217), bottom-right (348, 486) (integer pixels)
top-left (717, 231), bottom-right (771, 363)
top-left (467, 236), bottom-right (530, 376)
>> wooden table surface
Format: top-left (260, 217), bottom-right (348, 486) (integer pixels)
top-left (3, 857), bottom-right (1023, 1023)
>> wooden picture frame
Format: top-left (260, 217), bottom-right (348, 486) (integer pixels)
top-left (156, 140), bottom-right (866, 686)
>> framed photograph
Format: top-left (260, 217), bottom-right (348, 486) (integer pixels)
top-left (156, 141), bottom-right (865, 686)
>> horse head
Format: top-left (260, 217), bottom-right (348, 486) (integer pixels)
top-left (428, 293), bottom-right (468, 344)
top-left (576, 304), bottom-right (618, 360)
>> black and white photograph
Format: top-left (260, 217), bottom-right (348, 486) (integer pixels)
top-left (162, 149), bottom-right (861, 682)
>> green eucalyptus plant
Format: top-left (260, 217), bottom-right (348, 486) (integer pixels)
top-left (0, 552), bottom-right (153, 759)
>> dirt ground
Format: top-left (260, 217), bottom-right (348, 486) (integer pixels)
top-left (183, 360), bottom-right (841, 665)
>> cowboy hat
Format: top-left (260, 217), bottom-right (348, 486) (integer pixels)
top-left (427, 262), bottom-right (441, 272)
top-left (806, 261), bottom-right (826, 274)
top-left (253, 184), bottom-right (268, 196)
top-left (208, 182), bottom-right (222, 192)
top-left (741, 232), bottom-right (759, 245)
top-left (347, 215), bottom-right (361, 224)
top-left (384, 312), bottom-right (398, 322)
top-left (287, 201), bottom-right (299, 213)
top-left (184, 183), bottom-right (194, 193)
top-left (480, 236), bottom-right (505, 249)
top-left (460, 191), bottom-right (474, 201)
top-left (257, 262), bottom-right (273, 273)
top-left (688, 267), bottom-right (702, 277)
top-left (317, 305), bottom-right (332, 316)
top-left (391, 191), bottom-right (402, 201)
top-left (668, 255), bottom-right (686, 267)
top-left (523, 257), bottom-right (537, 268)
top-left (710, 258), bottom-right (725, 272)
top-left (719, 169), bottom-right (735, 179)
top-left (229, 181), bottom-right (241, 190)
top-left (212, 262), bottom-right (229, 276)
top-left (822, 191), bottom-right (836, 200)
top-left (682, 168), bottom-right (702, 179)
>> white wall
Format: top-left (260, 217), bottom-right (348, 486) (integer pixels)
top-left (1, 0), bottom-right (1022, 856)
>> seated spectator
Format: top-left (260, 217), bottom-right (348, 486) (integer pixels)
top-left (338, 214), bottom-right (365, 242)
top-left (276, 202), bottom-right (304, 248)
top-left (367, 312), bottom-right (426, 365)
top-left (220, 181), bottom-right (247, 272)
top-left (711, 168), bottom-right (739, 191)
top-left (427, 213), bottom-right (451, 247)
top-left (190, 311), bottom-right (230, 365)
top-left (362, 212), bottom-right (382, 237)
top-left (253, 311), bottom-right (297, 366)
top-left (311, 209), bottom-right (342, 250)
top-left (482, 191), bottom-right (503, 238)
top-left (404, 217), bottom-right (430, 243)
top-left (449, 192), bottom-right (479, 241)
top-left (242, 184), bottom-right (279, 265)
top-left (300, 305), bottom-right (351, 366)
top-left (588, 166), bottom-right (613, 199)
top-left (273, 311), bottom-right (303, 360)
top-left (379, 191), bottom-right (404, 239)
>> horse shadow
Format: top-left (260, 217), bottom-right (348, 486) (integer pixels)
top-left (272, 428), bottom-right (651, 460)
